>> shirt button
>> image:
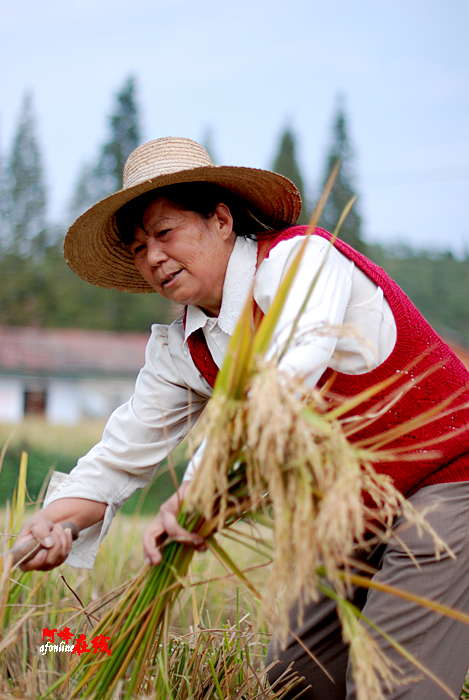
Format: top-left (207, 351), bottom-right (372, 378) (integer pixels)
top-left (214, 326), bottom-right (221, 333)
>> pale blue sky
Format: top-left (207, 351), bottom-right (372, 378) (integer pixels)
top-left (1, 0), bottom-right (468, 252)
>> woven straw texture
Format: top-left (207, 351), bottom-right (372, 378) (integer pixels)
top-left (64, 137), bottom-right (301, 293)
top-left (64, 137), bottom-right (302, 293)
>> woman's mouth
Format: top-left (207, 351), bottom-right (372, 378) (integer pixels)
top-left (161, 269), bottom-right (183, 287)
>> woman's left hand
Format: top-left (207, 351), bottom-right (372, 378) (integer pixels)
top-left (142, 482), bottom-right (206, 565)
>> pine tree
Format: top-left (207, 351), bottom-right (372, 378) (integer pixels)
top-left (201, 126), bottom-right (218, 163)
top-left (318, 97), bottom-right (364, 251)
top-left (95, 76), bottom-right (141, 195)
top-left (67, 162), bottom-right (97, 223)
top-left (68, 76), bottom-right (141, 221)
top-left (0, 139), bottom-right (9, 252)
top-left (271, 127), bottom-right (308, 224)
top-left (5, 94), bottom-right (47, 256)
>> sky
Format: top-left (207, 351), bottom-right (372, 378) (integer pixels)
top-left (1, 0), bottom-right (468, 253)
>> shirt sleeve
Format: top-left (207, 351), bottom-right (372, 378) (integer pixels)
top-left (45, 323), bottom-right (208, 568)
top-left (254, 235), bottom-right (354, 387)
top-left (182, 438), bottom-right (207, 483)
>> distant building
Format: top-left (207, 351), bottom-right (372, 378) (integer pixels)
top-left (1, 326), bottom-right (468, 426)
top-left (0, 327), bottom-right (149, 425)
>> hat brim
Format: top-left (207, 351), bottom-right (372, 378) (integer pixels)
top-left (64, 164), bottom-right (302, 293)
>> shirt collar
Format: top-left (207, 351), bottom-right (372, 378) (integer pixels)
top-left (184, 236), bottom-right (257, 341)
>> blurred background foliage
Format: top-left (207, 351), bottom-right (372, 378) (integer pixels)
top-left (1, 75), bottom-right (468, 341)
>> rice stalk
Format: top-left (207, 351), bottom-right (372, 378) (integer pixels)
top-left (319, 580), bottom-right (456, 700)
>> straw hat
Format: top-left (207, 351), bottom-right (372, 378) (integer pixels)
top-left (64, 136), bottom-right (302, 293)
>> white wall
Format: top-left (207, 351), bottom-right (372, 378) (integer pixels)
top-left (0, 377), bottom-right (24, 423)
top-left (79, 378), bottom-right (135, 418)
top-left (46, 380), bottom-right (81, 426)
top-left (0, 375), bottom-right (137, 425)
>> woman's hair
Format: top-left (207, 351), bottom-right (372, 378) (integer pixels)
top-left (115, 182), bottom-right (285, 245)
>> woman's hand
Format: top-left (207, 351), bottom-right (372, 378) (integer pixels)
top-left (15, 498), bottom-right (107, 572)
top-left (142, 482), bottom-right (205, 566)
top-left (15, 513), bottom-right (74, 572)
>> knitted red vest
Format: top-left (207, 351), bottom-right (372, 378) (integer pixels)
top-left (187, 226), bottom-right (469, 497)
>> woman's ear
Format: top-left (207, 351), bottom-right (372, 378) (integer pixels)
top-left (213, 203), bottom-right (234, 241)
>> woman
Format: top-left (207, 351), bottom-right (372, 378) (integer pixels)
top-left (16, 137), bottom-right (469, 699)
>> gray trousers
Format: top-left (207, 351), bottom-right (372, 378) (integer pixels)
top-left (266, 481), bottom-right (469, 699)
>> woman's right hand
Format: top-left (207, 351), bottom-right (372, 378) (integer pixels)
top-left (15, 513), bottom-right (74, 572)
top-left (13, 498), bottom-right (106, 572)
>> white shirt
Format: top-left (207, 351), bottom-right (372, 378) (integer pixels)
top-left (46, 234), bottom-right (396, 568)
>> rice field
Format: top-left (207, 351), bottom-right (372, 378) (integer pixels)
top-left (0, 490), bottom-right (300, 699)
top-left (2, 436), bottom-right (469, 700)
top-left (2, 489), bottom-right (469, 700)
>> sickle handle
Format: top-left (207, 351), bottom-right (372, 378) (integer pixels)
top-left (4, 521), bottom-right (79, 568)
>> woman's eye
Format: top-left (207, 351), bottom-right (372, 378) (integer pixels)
top-left (157, 229), bottom-right (170, 238)
top-left (132, 243), bottom-right (146, 256)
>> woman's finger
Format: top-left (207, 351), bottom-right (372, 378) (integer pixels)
top-left (142, 514), bottom-right (204, 565)
top-left (50, 523), bottom-right (72, 560)
top-left (27, 518), bottom-right (55, 549)
top-left (142, 483), bottom-right (205, 566)
top-left (142, 517), bottom-right (166, 564)
top-left (19, 522), bottom-right (73, 571)
top-left (160, 512), bottom-right (204, 546)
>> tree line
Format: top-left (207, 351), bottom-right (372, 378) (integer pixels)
top-left (1, 78), bottom-right (469, 343)
top-left (0, 78), bottom-right (170, 330)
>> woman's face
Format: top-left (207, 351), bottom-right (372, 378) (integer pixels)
top-left (129, 197), bottom-right (236, 316)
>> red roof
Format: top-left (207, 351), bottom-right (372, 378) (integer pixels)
top-left (0, 327), bottom-right (149, 377)
top-left (1, 326), bottom-right (468, 379)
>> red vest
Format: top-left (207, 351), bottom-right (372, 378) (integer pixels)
top-left (186, 226), bottom-right (469, 497)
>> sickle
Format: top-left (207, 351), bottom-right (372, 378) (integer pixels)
top-left (1, 522), bottom-right (79, 569)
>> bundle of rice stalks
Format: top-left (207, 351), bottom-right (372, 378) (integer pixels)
top-left (188, 358), bottom-right (450, 637)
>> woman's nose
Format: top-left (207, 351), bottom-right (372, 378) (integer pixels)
top-left (145, 237), bottom-right (168, 266)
